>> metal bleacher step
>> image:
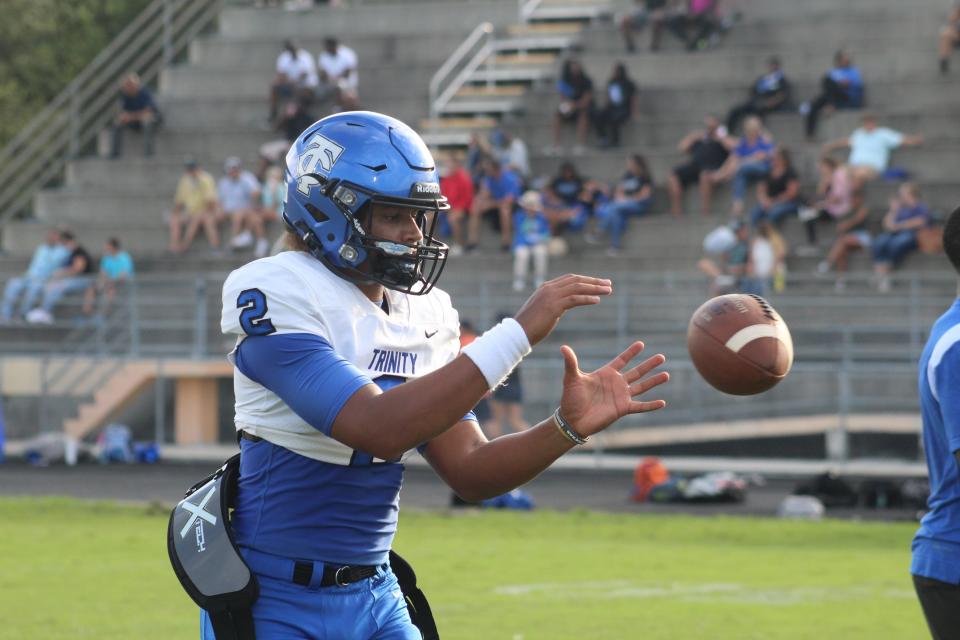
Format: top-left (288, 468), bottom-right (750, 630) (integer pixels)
top-left (437, 98), bottom-right (524, 116)
top-left (468, 66), bottom-right (554, 85)
top-left (507, 20), bottom-right (584, 35)
top-left (492, 35), bottom-right (580, 53)
top-left (419, 116), bottom-right (498, 130)
top-left (490, 51), bottom-right (558, 66)
top-left (527, 2), bottom-right (612, 23)
top-left (454, 84), bottom-right (527, 98)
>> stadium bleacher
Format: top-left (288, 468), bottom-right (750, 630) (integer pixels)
top-left (1, 0), bottom-right (956, 454)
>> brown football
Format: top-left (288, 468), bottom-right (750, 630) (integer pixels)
top-left (687, 293), bottom-right (794, 395)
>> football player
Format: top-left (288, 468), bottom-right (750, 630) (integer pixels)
top-left (210, 111), bottom-right (669, 638)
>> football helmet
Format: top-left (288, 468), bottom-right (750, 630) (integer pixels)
top-left (282, 111), bottom-right (449, 295)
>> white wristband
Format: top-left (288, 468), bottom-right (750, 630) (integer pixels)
top-left (461, 318), bottom-right (532, 389)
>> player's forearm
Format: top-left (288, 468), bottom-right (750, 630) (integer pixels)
top-left (447, 417), bottom-right (575, 502)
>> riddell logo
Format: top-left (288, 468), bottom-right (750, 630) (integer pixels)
top-left (412, 182), bottom-right (440, 194)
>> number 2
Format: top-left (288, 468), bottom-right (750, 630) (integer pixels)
top-left (237, 288), bottom-right (276, 336)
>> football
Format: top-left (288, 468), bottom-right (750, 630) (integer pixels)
top-left (687, 293), bottom-right (794, 395)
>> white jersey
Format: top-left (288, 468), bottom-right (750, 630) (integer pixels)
top-left (221, 251), bottom-right (460, 464)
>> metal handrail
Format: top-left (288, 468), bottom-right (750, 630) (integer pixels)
top-left (518, 0), bottom-right (543, 23)
top-left (428, 22), bottom-right (495, 120)
top-left (0, 0), bottom-right (223, 233)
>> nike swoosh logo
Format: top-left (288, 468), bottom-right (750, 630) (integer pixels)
top-left (425, 330), bottom-right (438, 339)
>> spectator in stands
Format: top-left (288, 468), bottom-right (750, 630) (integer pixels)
top-left (745, 220), bottom-right (787, 294)
top-left (594, 62), bottom-right (638, 148)
top-left (317, 37), bottom-right (359, 111)
top-left (169, 157), bottom-right (223, 255)
top-left (595, 154), bottom-right (654, 256)
top-left (269, 40), bottom-right (318, 125)
top-left (749, 147), bottom-right (801, 227)
top-left (871, 182), bottom-right (931, 293)
top-left (512, 191), bottom-right (551, 292)
top-left (815, 206), bottom-right (875, 293)
top-left (667, 114), bottom-right (730, 216)
top-left (697, 219), bottom-right (750, 294)
top-left (0, 228), bottom-right (69, 323)
top-left (465, 131), bottom-right (489, 183)
top-left (708, 115), bottom-right (774, 216)
top-left (938, 3), bottom-right (960, 73)
top-left (219, 157), bottom-right (262, 252)
top-left (550, 59), bottom-right (595, 154)
top-left (486, 313), bottom-right (531, 438)
top-left (662, 0), bottom-right (721, 51)
top-left (251, 166), bottom-right (285, 258)
top-left (258, 97), bottom-right (316, 178)
top-left (801, 49), bottom-right (864, 139)
top-left (109, 72), bottom-right (160, 159)
top-left (489, 128), bottom-right (531, 180)
top-left (25, 231), bottom-right (94, 324)
top-left (82, 237), bottom-right (134, 316)
top-left (543, 162), bottom-right (602, 235)
top-left (619, 0), bottom-right (669, 52)
top-left (800, 156), bottom-right (866, 253)
top-left (469, 156), bottom-right (523, 252)
top-left (821, 113), bottom-right (924, 195)
top-left (439, 153), bottom-right (474, 256)
top-left (725, 56), bottom-right (791, 133)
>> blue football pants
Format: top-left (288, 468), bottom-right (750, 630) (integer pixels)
top-left (200, 564), bottom-right (421, 639)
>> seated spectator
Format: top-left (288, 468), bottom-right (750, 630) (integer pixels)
top-left (801, 49), bottom-right (864, 139)
top-left (799, 156), bottom-right (866, 252)
top-left (512, 191), bottom-right (551, 291)
top-left (619, 0), bottom-right (669, 52)
top-left (661, 0), bottom-right (721, 51)
top-left (258, 97), bottom-right (316, 178)
top-left (595, 154), bottom-right (654, 256)
top-left (594, 62), bottom-right (638, 148)
top-left (550, 59), bottom-right (595, 154)
top-left (667, 114), bottom-right (730, 216)
top-left (169, 158), bottom-right (222, 254)
top-left (749, 147), bottom-right (801, 227)
top-left (871, 182), bottom-right (931, 293)
top-left (543, 162), bottom-right (604, 235)
top-left (219, 157), bottom-right (263, 251)
top-left (439, 153), bottom-right (474, 255)
top-left (269, 40), bottom-right (318, 125)
top-left (815, 204), bottom-right (875, 292)
top-left (317, 37), bottom-right (359, 111)
top-left (726, 56), bottom-right (791, 133)
top-left (82, 238), bottom-right (134, 316)
top-left (744, 220), bottom-right (787, 294)
top-left (939, 3), bottom-right (960, 74)
top-left (821, 113), bottom-right (923, 195)
top-left (25, 231), bottom-right (94, 324)
top-left (698, 219), bottom-right (750, 294)
top-left (708, 115), bottom-right (774, 215)
top-left (251, 166), bottom-right (285, 258)
top-left (489, 128), bottom-right (530, 181)
top-left (1, 228), bottom-right (69, 323)
top-left (468, 156), bottom-right (523, 252)
top-left (110, 72), bottom-right (160, 158)
top-left (465, 131), bottom-right (489, 183)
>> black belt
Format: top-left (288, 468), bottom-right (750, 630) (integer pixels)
top-left (294, 561), bottom-right (382, 587)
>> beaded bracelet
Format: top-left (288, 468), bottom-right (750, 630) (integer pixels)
top-left (553, 408), bottom-right (588, 445)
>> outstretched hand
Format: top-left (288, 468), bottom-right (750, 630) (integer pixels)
top-left (558, 341), bottom-right (669, 439)
top-left (514, 274), bottom-right (613, 347)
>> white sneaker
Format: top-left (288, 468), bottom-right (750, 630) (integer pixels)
top-left (798, 101), bottom-right (811, 116)
top-left (25, 308), bottom-right (53, 325)
top-left (449, 244), bottom-right (464, 257)
top-left (512, 279), bottom-right (524, 292)
top-left (254, 238), bottom-right (270, 258)
top-left (230, 230), bottom-right (254, 249)
top-left (815, 261), bottom-right (830, 275)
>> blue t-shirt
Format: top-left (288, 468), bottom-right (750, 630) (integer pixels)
top-left (894, 203), bottom-right (930, 227)
top-left (512, 211), bottom-right (550, 249)
top-left (230, 333), bottom-right (474, 566)
top-left (734, 136), bottom-right (774, 162)
top-left (100, 252), bottom-right (134, 280)
top-left (483, 169), bottom-right (523, 200)
top-left (828, 66), bottom-right (864, 104)
top-left (120, 87), bottom-right (159, 114)
top-left (912, 299), bottom-right (960, 584)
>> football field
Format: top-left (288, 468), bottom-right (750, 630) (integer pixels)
top-left (0, 497), bottom-right (926, 639)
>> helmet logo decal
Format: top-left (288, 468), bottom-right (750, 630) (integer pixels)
top-left (299, 133), bottom-right (345, 174)
top-left (296, 174), bottom-right (323, 196)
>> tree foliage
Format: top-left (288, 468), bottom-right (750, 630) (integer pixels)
top-left (0, 0), bottom-right (151, 147)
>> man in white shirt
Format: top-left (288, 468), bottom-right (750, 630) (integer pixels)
top-left (218, 157), bottom-right (262, 251)
top-left (317, 37), bottom-right (359, 111)
top-left (270, 39), bottom-right (318, 123)
top-left (822, 113), bottom-right (923, 194)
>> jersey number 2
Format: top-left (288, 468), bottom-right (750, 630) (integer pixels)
top-left (237, 289), bottom-right (276, 336)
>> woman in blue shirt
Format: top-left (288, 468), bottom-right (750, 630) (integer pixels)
top-left (707, 116), bottom-right (773, 216)
top-left (82, 237), bottom-right (134, 316)
top-left (872, 182), bottom-right (931, 293)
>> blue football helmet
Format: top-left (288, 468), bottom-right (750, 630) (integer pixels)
top-left (282, 111), bottom-right (450, 295)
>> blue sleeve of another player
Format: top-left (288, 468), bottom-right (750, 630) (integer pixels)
top-left (235, 333), bottom-right (372, 436)
top-left (934, 346), bottom-right (960, 453)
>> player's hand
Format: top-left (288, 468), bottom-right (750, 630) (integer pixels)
top-left (514, 274), bottom-right (612, 346)
top-left (558, 341), bottom-right (669, 438)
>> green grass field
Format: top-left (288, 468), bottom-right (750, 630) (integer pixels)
top-left (0, 498), bottom-right (927, 639)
